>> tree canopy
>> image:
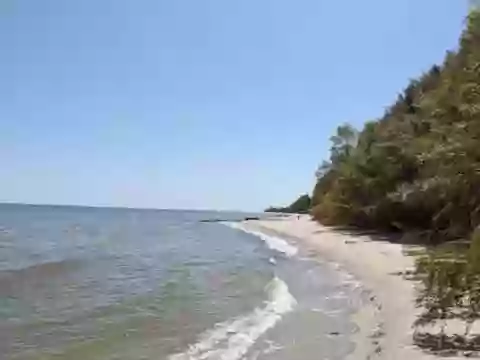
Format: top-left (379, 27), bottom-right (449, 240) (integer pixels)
top-left (265, 194), bottom-right (311, 214)
top-left (311, 9), bottom-right (480, 245)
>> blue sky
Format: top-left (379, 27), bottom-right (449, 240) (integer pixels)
top-left (0, 0), bottom-right (469, 211)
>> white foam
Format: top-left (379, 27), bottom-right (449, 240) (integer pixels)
top-left (168, 277), bottom-right (296, 360)
top-left (263, 339), bottom-right (283, 354)
top-left (225, 222), bottom-right (298, 257)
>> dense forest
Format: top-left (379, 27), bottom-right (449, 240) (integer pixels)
top-left (265, 194), bottom-right (311, 213)
top-left (303, 9), bottom-right (480, 352)
top-left (311, 9), bottom-right (480, 245)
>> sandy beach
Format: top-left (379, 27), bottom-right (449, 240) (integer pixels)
top-left (242, 215), bottom-right (468, 360)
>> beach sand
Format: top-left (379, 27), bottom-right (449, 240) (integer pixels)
top-left (243, 215), bottom-right (469, 360)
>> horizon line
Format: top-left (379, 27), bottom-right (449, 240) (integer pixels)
top-left (0, 201), bottom-right (255, 213)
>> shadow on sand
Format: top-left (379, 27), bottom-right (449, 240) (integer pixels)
top-left (312, 225), bottom-right (405, 243)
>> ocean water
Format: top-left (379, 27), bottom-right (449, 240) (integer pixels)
top-left (0, 204), bottom-right (365, 360)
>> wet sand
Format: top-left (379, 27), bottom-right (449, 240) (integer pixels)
top-left (243, 215), bottom-right (468, 360)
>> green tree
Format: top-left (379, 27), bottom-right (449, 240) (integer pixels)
top-left (265, 194), bottom-right (311, 214)
top-left (311, 9), bottom-right (480, 243)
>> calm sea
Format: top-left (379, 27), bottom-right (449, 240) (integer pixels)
top-left (0, 204), bottom-right (364, 360)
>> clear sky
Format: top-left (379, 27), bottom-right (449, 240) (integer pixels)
top-left (0, 0), bottom-right (470, 211)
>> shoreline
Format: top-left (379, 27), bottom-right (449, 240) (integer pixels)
top-left (242, 215), bottom-right (464, 360)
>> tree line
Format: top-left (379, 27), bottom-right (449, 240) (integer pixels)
top-left (307, 9), bottom-right (480, 353)
top-left (310, 9), bottom-right (480, 246)
top-left (265, 194), bottom-right (311, 214)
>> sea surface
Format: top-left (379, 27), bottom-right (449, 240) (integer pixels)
top-left (0, 204), bottom-right (366, 360)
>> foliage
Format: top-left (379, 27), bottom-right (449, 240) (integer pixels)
top-left (265, 194), bottom-right (311, 214)
top-left (414, 230), bottom-right (480, 346)
top-left (311, 9), bottom-right (480, 245)
top-left (305, 10), bottom-right (480, 347)
top-left (414, 253), bottom-right (466, 333)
